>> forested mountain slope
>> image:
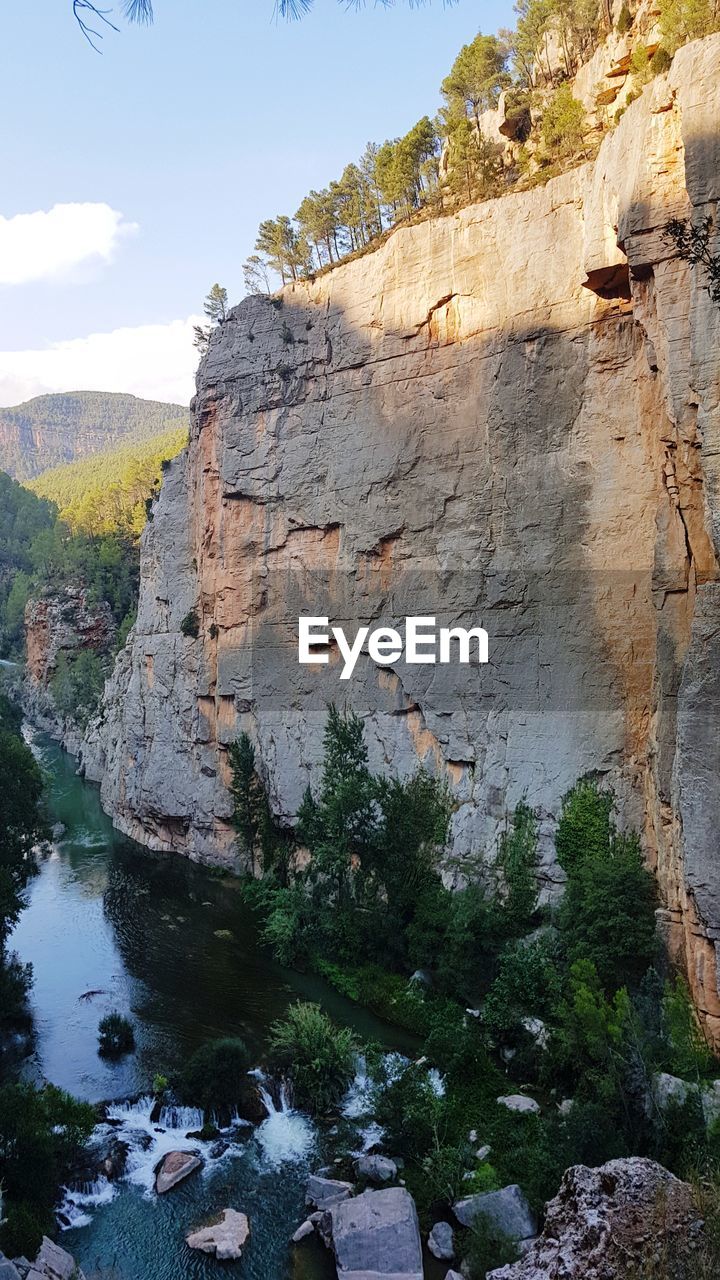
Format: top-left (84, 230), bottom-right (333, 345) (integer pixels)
top-left (0, 391), bottom-right (190, 481)
top-left (27, 426), bottom-right (188, 537)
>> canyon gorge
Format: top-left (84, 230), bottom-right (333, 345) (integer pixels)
top-left (62, 35), bottom-right (720, 1040)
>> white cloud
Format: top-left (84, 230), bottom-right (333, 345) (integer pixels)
top-left (0, 202), bottom-right (137, 285)
top-left (0, 316), bottom-right (202, 407)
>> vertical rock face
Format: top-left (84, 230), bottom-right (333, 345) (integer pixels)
top-left (89, 41), bottom-right (720, 1035)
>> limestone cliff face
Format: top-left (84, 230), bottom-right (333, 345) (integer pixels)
top-left (85, 40), bottom-right (720, 1036)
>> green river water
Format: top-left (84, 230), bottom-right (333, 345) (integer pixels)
top-left (10, 728), bottom-right (422, 1280)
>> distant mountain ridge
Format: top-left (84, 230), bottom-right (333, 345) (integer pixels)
top-left (0, 391), bottom-right (190, 481)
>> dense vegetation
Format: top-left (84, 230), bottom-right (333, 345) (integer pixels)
top-left (0, 409), bottom-right (185, 733)
top-left (240, 0), bottom-right (715, 292)
top-left (28, 425), bottom-right (187, 537)
top-left (0, 1082), bottom-right (95, 1257)
top-left (0, 391), bottom-right (188, 482)
top-left (233, 708), bottom-right (720, 1273)
top-left (268, 1001), bottom-right (357, 1114)
top-left (0, 472), bottom-right (139, 662)
top-left (0, 690), bottom-right (46, 1056)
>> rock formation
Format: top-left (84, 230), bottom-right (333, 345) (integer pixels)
top-left (185, 1208), bottom-right (250, 1261)
top-left (154, 1149), bottom-right (202, 1193)
top-left (25, 586), bottom-right (115, 687)
top-left (487, 1158), bottom-right (702, 1279)
top-left (86, 39), bottom-right (720, 1039)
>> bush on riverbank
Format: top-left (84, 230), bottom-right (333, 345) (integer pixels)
top-left (0, 689), bottom-right (46, 1061)
top-left (268, 1001), bottom-right (357, 1114)
top-left (235, 714), bottom-right (720, 1237)
top-left (179, 1037), bottom-right (251, 1113)
top-left (0, 1082), bottom-right (95, 1257)
top-left (237, 706), bottom-right (542, 1007)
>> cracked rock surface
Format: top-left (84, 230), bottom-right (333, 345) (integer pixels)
top-left (84, 38), bottom-right (720, 1041)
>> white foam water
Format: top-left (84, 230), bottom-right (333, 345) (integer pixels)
top-left (60, 1071), bottom-right (318, 1233)
top-left (59, 1177), bottom-right (117, 1230)
top-left (255, 1082), bottom-right (315, 1168)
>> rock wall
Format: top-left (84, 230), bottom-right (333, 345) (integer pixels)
top-left (85, 40), bottom-right (720, 1036)
top-left (24, 584), bottom-right (116, 751)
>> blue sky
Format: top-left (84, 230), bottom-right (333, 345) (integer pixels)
top-left (0, 0), bottom-right (514, 404)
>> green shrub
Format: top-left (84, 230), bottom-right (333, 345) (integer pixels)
top-left (494, 800), bottom-right (540, 937)
top-left (372, 1062), bottom-right (448, 1160)
top-left (555, 780), bottom-right (657, 992)
top-left (50, 648), bottom-right (107, 728)
top-left (555, 777), bottom-right (613, 874)
top-left (652, 46), bottom-right (673, 75)
top-left (540, 84), bottom-right (587, 164)
top-left (462, 1214), bottom-right (520, 1278)
top-left (483, 934), bottom-right (563, 1038)
top-left (662, 976), bottom-right (714, 1080)
top-left (152, 1073), bottom-right (169, 1095)
top-left (179, 1037), bottom-right (251, 1112)
top-left (0, 1083), bottom-right (95, 1257)
top-left (629, 43), bottom-right (653, 86)
top-left (97, 1011), bottom-right (135, 1057)
top-left (616, 2), bottom-right (633, 32)
top-left (658, 0), bottom-right (719, 52)
top-left (268, 1002), bottom-right (357, 1114)
top-left (559, 831), bottom-right (657, 991)
top-left (180, 608), bottom-right (200, 638)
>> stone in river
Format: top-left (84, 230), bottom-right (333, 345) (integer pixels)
top-left (186, 1208), bottom-right (250, 1261)
top-left (154, 1149), bottom-right (202, 1193)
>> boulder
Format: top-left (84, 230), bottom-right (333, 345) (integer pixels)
top-left (453, 1185), bottom-right (537, 1242)
top-left (428, 1221), bottom-right (455, 1260)
top-left (652, 1071), bottom-right (720, 1128)
top-left (307, 1174), bottom-right (354, 1210)
top-left (291, 1220), bottom-right (315, 1243)
top-left (186, 1208), bottom-right (250, 1261)
top-left (154, 1149), bottom-right (202, 1193)
top-left (0, 1259), bottom-right (21, 1280)
top-left (355, 1155), bottom-right (398, 1184)
top-left (24, 1238), bottom-right (86, 1280)
top-left (496, 1095), bottom-right (540, 1116)
top-left (476, 1144), bottom-right (492, 1161)
top-left (520, 1017), bottom-right (549, 1050)
top-left (486, 1158), bottom-right (701, 1279)
top-left (100, 1135), bottom-right (129, 1180)
top-left (445, 1273), bottom-right (463, 1280)
top-left (330, 1186), bottom-right (423, 1279)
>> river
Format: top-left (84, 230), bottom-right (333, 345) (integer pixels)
top-left (9, 729), bottom-right (420, 1280)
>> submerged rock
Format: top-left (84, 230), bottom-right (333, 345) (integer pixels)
top-left (428, 1220), bottom-right (455, 1260)
top-left (486, 1158), bottom-right (701, 1279)
top-left (453, 1185), bottom-right (537, 1242)
top-left (100, 1135), bottom-right (129, 1180)
top-left (291, 1220), bottom-right (315, 1243)
top-left (330, 1186), bottom-right (423, 1280)
top-left (154, 1149), bottom-right (202, 1193)
top-left (186, 1208), bottom-right (250, 1261)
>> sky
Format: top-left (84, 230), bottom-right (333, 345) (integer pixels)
top-left (0, 0), bottom-right (514, 407)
